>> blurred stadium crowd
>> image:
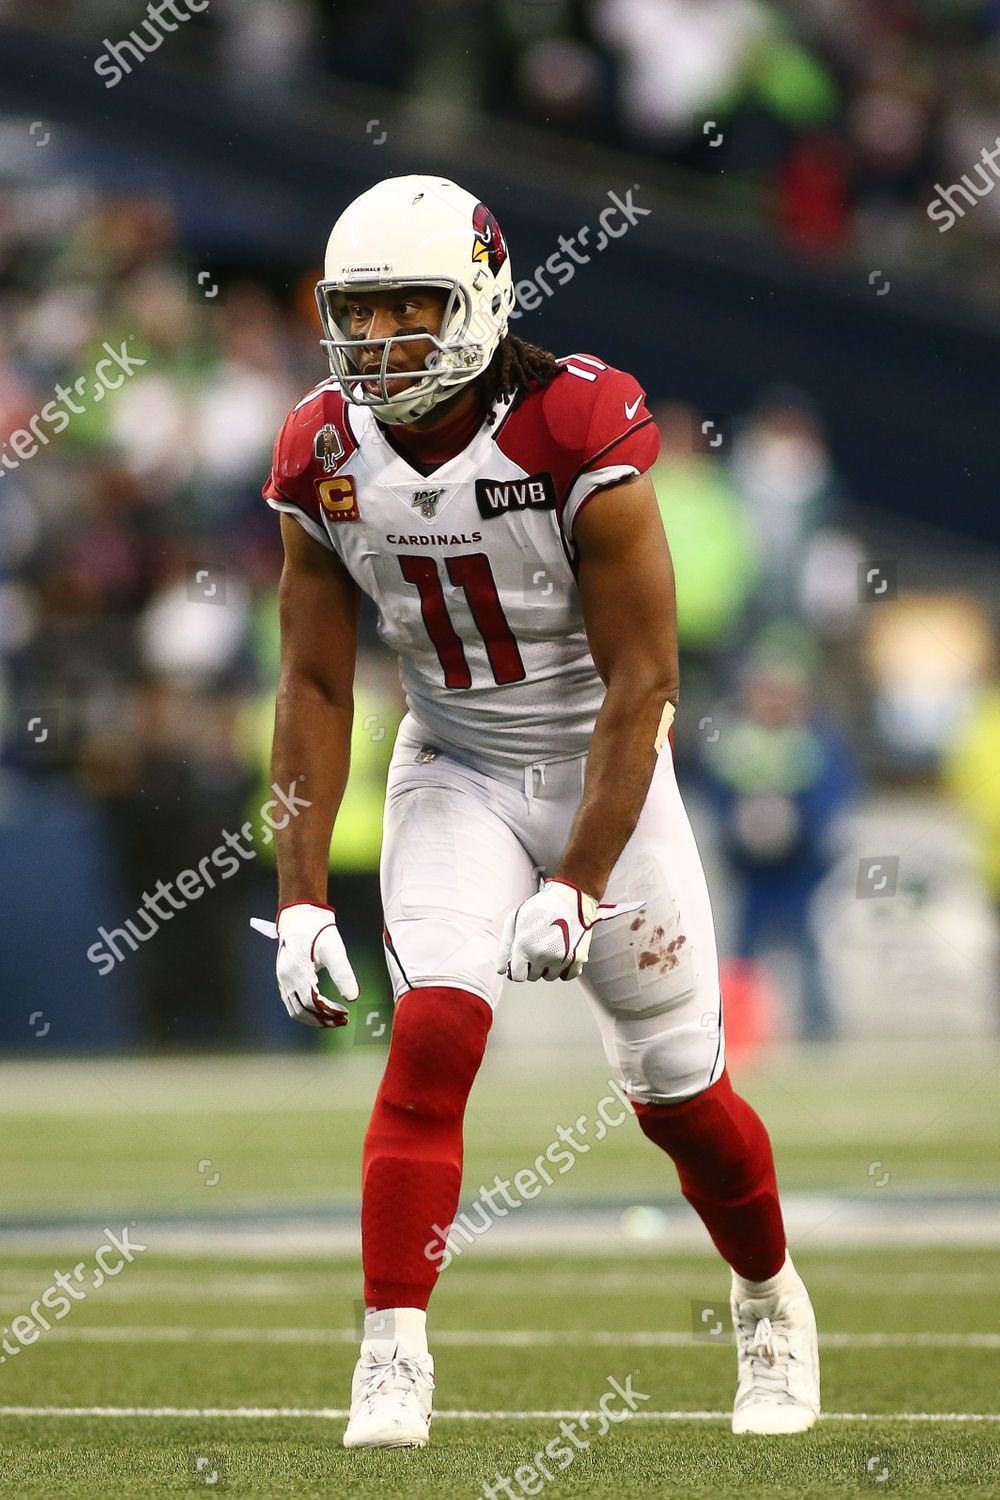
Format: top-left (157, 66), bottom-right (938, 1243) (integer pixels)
top-left (327, 0), bottom-right (1000, 266)
top-left (1, 0), bottom-right (999, 1052)
top-left (9, 0), bottom-right (1000, 283)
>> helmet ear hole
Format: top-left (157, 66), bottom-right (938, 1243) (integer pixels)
top-left (491, 294), bottom-right (502, 315)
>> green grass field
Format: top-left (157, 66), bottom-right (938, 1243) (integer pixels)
top-left (1, 1043), bottom-right (998, 1497)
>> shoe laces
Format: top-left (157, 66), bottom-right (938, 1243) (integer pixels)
top-left (751, 1316), bottom-right (778, 1364)
top-left (360, 1352), bottom-right (434, 1405)
top-left (738, 1308), bottom-right (796, 1401)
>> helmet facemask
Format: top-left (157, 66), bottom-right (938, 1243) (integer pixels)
top-left (315, 276), bottom-right (498, 425)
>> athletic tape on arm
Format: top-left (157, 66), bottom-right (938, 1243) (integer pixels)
top-left (654, 701), bottom-right (676, 753)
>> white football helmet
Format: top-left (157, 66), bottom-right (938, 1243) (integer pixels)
top-left (315, 175), bottom-right (515, 425)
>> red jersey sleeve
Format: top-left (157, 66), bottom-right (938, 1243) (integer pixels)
top-left (263, 386), bottom-right (352, 550)
top-left (512, 355), bottom-right (658, 543)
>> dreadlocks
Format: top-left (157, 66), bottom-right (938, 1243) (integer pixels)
top-left (483, 332), bottom-right (561, 420)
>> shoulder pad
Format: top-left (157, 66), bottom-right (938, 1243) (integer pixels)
top-left (262, 383), bottom-right (356, 533)
top-left (496, 354), bottom-right (659, 517)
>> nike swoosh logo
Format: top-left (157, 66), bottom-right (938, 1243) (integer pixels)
top-left (624, 396), bottom-right (641, 420)
top-left (551, 919), bottom-right (572, 959)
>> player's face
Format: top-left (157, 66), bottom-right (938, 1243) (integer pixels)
top-left (346, 287), bottom-right (449, 396)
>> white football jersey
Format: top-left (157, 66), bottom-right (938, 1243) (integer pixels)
top-left (264, 354), bottom-right (659, 769)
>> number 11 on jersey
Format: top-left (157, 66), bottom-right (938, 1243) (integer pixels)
top-left (398, 553), bottom-right (526, 689)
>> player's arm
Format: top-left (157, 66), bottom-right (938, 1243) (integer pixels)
top-left (272, 512), bottom-right (360, 905)
top-left (497, 471), bottom-right (677, 983)
top-left (261, 514), bottom-right (364, 1027)
top-left (554, 470), bottom-right (678, 898)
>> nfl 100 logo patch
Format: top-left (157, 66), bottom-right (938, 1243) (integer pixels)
top-left (411, 487), bottom-right (446, 519)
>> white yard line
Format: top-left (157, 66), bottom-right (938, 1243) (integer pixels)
top-left (0, 1406), bottom-right (997, 1422)
top-left (24, 1327), bottom-right (1000, 1348)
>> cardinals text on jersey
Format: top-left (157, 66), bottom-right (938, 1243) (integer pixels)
top-left (263, 355), bottom-right (659, 770)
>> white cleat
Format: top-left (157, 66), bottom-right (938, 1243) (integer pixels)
top-left (342, 1340), bottom-right (435, 1449)
top-left (730, 1259), bottom-right (820, 1435)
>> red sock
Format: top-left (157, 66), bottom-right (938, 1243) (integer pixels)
top-left (633, 1069), bottom-right (786, 1280)
top-left (361, 986), bottom-right (491, 1311)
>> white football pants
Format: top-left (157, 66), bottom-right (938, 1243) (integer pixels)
top-left (380, 714), bottom-right (725, 1102)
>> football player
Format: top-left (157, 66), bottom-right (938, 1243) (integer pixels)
top-left (262, 176), bottom-right (820, 1447)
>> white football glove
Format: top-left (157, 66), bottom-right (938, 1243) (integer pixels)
top-left (497, 878), bottom-right (644, 982)
top-left (250, 902), bottom-right (359, 1028)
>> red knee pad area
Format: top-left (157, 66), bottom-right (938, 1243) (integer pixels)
top-left (362, 987), bottom-right (492, 1310)
top-left (371, 986), bottom-right (492, 1129)
top-left (633, 1069), bottom-right (786, 1280)
top-left (633, 1070), bottom-right (768, 1200)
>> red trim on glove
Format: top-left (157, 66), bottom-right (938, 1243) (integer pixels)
top-left (308, 924), bottom-right (338, 965)
top-left (276, 900), bottom-right (337, 919)
top-left (310, 990), bottom-right (350, 1027)
top-left (545, 878), bottom-right (595, 928)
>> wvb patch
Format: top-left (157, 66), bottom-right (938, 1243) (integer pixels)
top-left (475, 473), bottom-right (556, 519)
